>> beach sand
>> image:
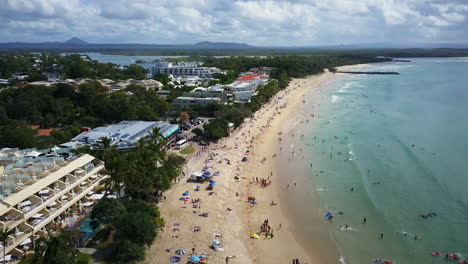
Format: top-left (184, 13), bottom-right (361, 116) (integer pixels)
top-left (144, 65), bottom-right (368, 264)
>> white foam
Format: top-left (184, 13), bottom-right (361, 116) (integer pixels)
top-left (332, 95), bottom-right (342, 103)
top-left (339, 256), bottom-right (346, 264)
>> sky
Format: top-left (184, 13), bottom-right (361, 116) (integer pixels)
top-left (0, 0), bottom-right (468, 46)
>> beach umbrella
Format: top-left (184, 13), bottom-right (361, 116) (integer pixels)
top-left (182, 192), bottom-right (189, 196)
top-left (189, 255), bottom-right (200, 262)
top-left (175, 248), bottom-right (187, 255)
top-left (250, 201), bottom-right (257, 205)
top-left (212, 239), bottom-right (220, 245)
top-left (170, 256), bottom-right (181, 262)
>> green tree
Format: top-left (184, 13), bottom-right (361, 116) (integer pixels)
top-left (203, 119), bottom-right (228, 141)
top-left (191, 127), bottom-right (204, 138)
top-left (114, 240), bottom-right (145, 264)
top-left (153, 73), bottom-right (170, 85)
top-left (115, 212), bottom-right (156, 246)
top-left (0, 229), bottom-right (12, 263)
top-left (29, 231), bottom-right (78, 264)
top-left (90, 198), bottom-right (126, 229)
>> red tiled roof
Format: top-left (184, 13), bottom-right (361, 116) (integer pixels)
top-left (36, 129), bottom-right (54, 136)
top-left (235, 74), bottom-right (266, 82)
top-left (29, 125), bottom-right (56, 136)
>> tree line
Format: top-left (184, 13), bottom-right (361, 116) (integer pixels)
top-left (0, 81), bottom-right (170, 149)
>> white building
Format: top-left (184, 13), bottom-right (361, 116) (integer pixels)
top-left (60, 121), bottom-right (179, 150)
top-left (151, 61), bottom-right (223, 77)
top-left (173, 97), bottom-right (221, 108)
top-left (0, 149), bottom-right (108, 260)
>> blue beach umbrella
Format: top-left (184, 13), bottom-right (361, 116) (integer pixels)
top-left (182, 192), bottom-right (189, 196)
top-left (189, 255), bottom-right (200, 262)
top-left (212, 239), bottom-right (220, 245)
top-left (250, 201), bottom-right (257, 205)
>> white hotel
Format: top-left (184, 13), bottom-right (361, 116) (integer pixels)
top-left (0, 149), bottom-right (108, 261)
top-left (151, 61), bottom-right (223, 77)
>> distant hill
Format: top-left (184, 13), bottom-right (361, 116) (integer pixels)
top-left (64, 37), bottom-right (88, 45)
top-left (1, 38), bottom-right (468, 56)
top-left (194, 41), bottom-right (254, 49)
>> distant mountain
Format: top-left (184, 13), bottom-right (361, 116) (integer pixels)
top-left (0, 38), bottom-right (467, 53)
top-left (194, 41), bottom-right (254, 49)
top-left (64, 37), bottom-right (88, 45)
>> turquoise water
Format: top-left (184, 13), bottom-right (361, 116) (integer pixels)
top-left (297, 58), bottom-right (468, 263)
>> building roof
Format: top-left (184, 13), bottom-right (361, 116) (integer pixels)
top-left (235, 74), bottom-right (267, 82)
top-left (64, 121), bottom-right (179, 150)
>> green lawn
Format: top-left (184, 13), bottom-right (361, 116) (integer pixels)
top-left (179, 144), bottom-right (196, 155)
top-left (77, 253), bottom-right (93, 264)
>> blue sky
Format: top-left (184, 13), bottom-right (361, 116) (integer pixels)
top-left (0, 0), bottom-right (467, 46)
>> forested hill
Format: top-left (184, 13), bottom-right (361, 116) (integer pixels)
top-left (1, 38), bottom-right (468, 57)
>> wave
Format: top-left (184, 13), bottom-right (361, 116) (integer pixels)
top-left (337, 81), bottom-right (363, 93)
top-left (332, 95), bottom-right (342, 103)
top-left (339, 256), bottom-right (346, 264)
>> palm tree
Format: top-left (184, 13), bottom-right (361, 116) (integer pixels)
top-left (31, 231), bottom-right (77, 264)
top-left (0, 228), bottom-right (11, 263)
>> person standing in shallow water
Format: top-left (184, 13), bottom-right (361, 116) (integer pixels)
top-left (380, 233), bottom-right (384, 239)
top-left (363, 217), bottom-right (367, 223)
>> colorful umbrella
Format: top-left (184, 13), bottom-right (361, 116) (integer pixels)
top-left (175, 248), bottom-right (186, 255)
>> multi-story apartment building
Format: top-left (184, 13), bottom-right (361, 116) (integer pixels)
top-left (151, 61), bottom-right (223, 77)
top-left (0, 149), bottom-right (108, 261)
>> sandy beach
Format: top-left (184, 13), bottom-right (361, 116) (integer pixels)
top-left (145, 65), bottom-right (367, 264)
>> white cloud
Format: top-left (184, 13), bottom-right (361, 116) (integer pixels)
top-left (0, 0), bottom-right (467, 45)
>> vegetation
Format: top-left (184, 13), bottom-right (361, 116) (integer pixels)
top-left (27, 231), bottom-right (78, 264)
top-left (179, 144), bottom-right (196, 155)
top-left (0, 53), bottom-right (148, 80)
top-left (0, 82), bottom-right (169, 149)
top-left (81, 130), bottom-right (183, 263)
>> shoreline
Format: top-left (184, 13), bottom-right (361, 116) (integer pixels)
top-left (145, 64), bottom-right (369, 264)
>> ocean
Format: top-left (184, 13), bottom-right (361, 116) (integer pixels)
top-left (279, 58), bottom-right (468, 264)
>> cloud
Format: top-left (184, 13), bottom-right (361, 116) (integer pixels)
top-left (0, 0), bottom-right (467, 45)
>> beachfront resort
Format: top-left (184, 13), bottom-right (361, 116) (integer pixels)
top-left (0, 149), bottom-right (108, 262)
